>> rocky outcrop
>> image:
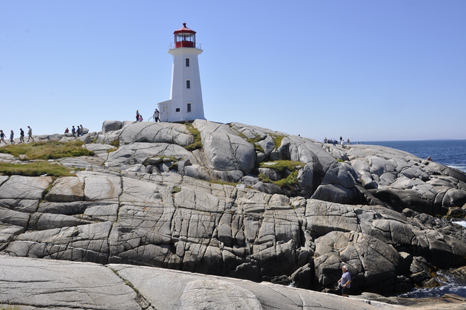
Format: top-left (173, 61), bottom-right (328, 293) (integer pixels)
top-left (0, 256), bottom-right (400, 310)
top-left (1, 119), bottom-right (466, 298)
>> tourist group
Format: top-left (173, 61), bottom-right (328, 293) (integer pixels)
top-left (136, 109), bottom-right (160, 122)
top-left (0, 126), bottom-right (34, 145)
top-left (64, 125), bottom-right (85, 137)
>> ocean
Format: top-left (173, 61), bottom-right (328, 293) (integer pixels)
top-left (366, 139), bottom-right (466, 298)
top-left (366, 140), bottom-right (466, 173)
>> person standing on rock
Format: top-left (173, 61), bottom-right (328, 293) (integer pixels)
top-left (19, 128), bottom-right (24, 144)
top-left (10, 130), bottom-right (14, 144)
top-left (80, 125), bottom-right (84, 136)
top-left (337, 265), bottom-right (351, 297)
top-left (71, 126), bottom-right (76, 137)
top-left (154, 109), bottom-right (160, 122)
top-left (76, 126), bottom-right (81, 137)
top-left (0, 130), bottom-right (6, 145)
top-left (136, 110), bottom-right (140, 121)
top-left (27, 126), bottom-right (34, 142)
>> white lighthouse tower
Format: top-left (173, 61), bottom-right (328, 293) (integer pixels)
top-left (157, 23), bottom-right (205, 122)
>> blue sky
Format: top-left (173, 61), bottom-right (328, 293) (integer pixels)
top-left (1, 0), bottom-right (465, 141)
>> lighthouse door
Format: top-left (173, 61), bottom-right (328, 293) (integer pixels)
top-left (160, 105), bottom-right (169, 122)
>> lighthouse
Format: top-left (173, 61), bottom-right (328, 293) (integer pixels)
top-left (157, 23), bottom-right (205, 122)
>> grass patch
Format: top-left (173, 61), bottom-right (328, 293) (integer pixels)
top-left (259, 160), bottom-right (304, 174)
top-left (209, 180), bottom-right (238, 187)
top-left (271, 134), bottom-right (285, 148)
top-left (274, 171), bottom-right (300, 188)
top-left (258, 173), bottom-right (272, 183)
top-left (258, 160), bottom-right (304, 189)
top-left (184, 124), bottom-right (203, 151)
top-left (0, 162), bottom-right (74, 177)
top-left (0, 306), bottom-right (21, 310)
top-left (156, 156), bottom-right (178, 162)
top-left (109, 139), bottom-right (120, 148)
top-left (236, 131), bottom-right (264, 153)
top-left (0, 141), bottom-right (94, 160)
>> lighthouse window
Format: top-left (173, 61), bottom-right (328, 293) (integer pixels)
top-left (176, 108), bottom-right (180, 112)
top-left (186, 58), bottom-right (190, 67)
top-left (187, 103), bottom-right (192, 112)
top-left (186, 80), bottom-right (191, 89)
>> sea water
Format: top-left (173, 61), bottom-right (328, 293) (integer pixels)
top-left (367, 140), bottom-right (466, 173)
top-left (367, 140), bottom-right (466, 298)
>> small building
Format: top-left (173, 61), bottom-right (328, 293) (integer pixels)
top-left (157, 23), bottom-right (206, 122)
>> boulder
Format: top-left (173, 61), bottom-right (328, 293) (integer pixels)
top-left (117, 122), bottom-right (194, 146)
top-left (194, 120), bottom-right (256, 174)
top-left (102, 120), bottom-right (123, 133)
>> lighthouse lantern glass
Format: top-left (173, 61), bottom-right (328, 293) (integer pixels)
top-left (175, 32), bottom-right (195, 48)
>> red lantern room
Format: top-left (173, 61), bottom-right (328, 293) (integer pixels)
top-left (174, 23), bottom-right (196, 48)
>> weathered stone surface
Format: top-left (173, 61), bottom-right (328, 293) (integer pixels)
top-left (0, 256), bottom-right (140, 310)
top-left (45, 176), bottom-right (84, 202)
top-left (314, 231), bottom-right (400, 294)
top-left (85, 143), bottom-right (116, 154)
top-left (106, 142), bottom-right (192, 167)
top-left (118, 122), bottom-right (194, 146)
top-left (0, 256), bottom-right (401, 310)
top-left (0, 175), bottom-right (52, 200)
top-left (77, 171), bottom-right (122, 201)
top-left (110, 263), bottom-right (393, 310)
top-left (102, 120), bottom-right (123, 133)
top-left (194, 120), bottom-right (256, 174)
top-left (2, 119), bottom-right (466, 300)
top-left (0, 199), bottom-right (39, 213)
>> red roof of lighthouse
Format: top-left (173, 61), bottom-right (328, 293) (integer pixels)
top-left (174, 23), bottom-right (196, 34)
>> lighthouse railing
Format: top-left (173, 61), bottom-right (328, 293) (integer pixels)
top-left (168, 43), bottom-right (202, 50)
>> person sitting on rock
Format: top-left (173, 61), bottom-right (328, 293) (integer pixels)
top-left (138, 114), bottom-right (143, 122)
top-left (65, 127), bottom-right (69, 134)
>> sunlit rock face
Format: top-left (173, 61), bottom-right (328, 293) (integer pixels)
top-left (1, 119), bottom-right (466, 296)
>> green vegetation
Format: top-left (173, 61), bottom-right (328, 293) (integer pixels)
top-left (235, 131), bottom-right (264, 153)
top-left (259, 160), bottom-right (304, 174)
top-left (258, 160), bottom-right (304, 189)
top-left (271, 134), bottom-right (285, 148)
top-left (160, 156), bottom-right (178, 162)
top-left (184, 124), bottom-right (203, 151)
top-left (0, 306), bottom-right (21, 310)
top-left (209, 180), bottom-right (238, 187)
top-left (171, 186), bottom-right (181, 193)
top-left (0, 141), bottom-right (94, 160)
top-left (0, 161), bottom-right (73, 177)
top-left (109, 139), bottom-right (120, 148)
